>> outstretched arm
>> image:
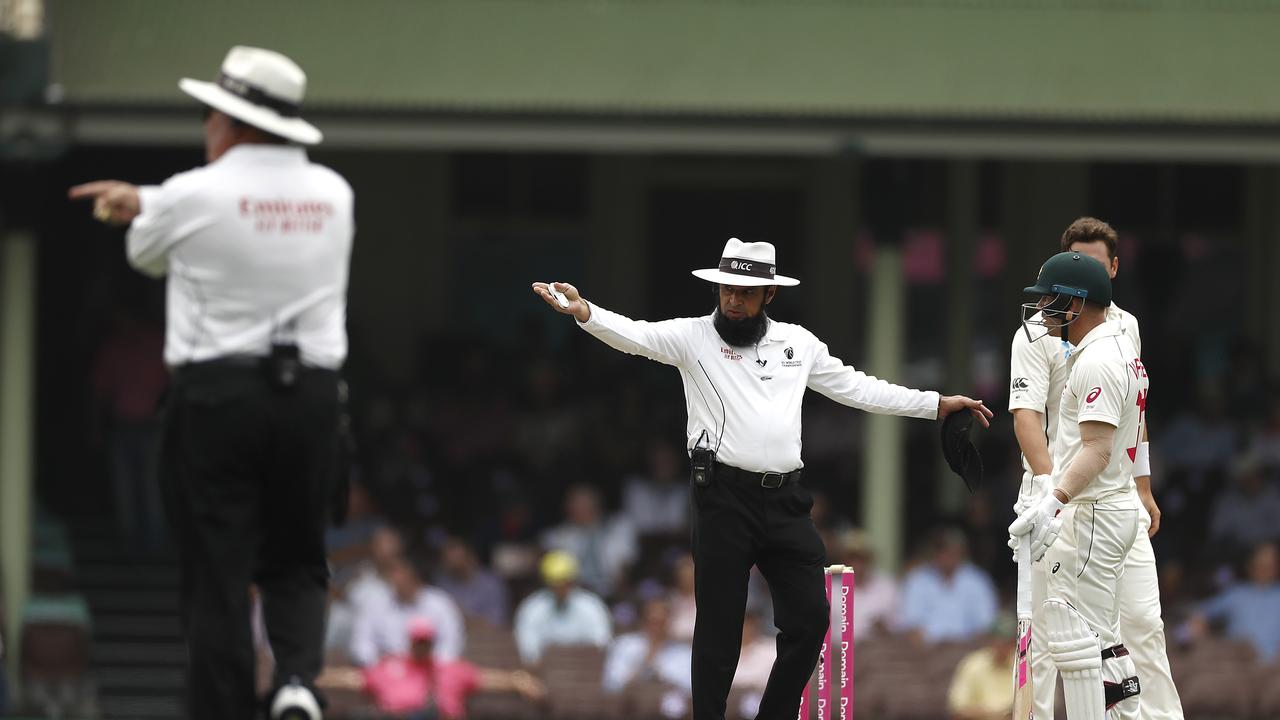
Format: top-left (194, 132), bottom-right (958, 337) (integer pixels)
top-left (478, 668), bottom-right (546, 700)
top-left (69, 178), bottom-right (182, 278)
top-left (531, 281), bottom-right (696, 368)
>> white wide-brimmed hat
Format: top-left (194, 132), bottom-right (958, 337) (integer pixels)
top-left (178, 46), bottom-right (322, 145)
top-left (691, 238), bottom-right (800, 287)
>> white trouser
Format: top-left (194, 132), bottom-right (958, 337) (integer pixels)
top-left (1118, 510), bottom-right (1184, 719)
top-left (1039, 498), bottom-right (1141, 719)
top-left (1027, 495), bottom-right (1181, 719)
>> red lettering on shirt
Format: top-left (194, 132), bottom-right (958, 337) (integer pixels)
top-left (238, 197), bottom-right (335, 233)
top-left (1129, 358), bottom-right (1147, 379)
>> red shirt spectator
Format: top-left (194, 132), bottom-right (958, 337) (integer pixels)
top-left (319, 616), bottom-right (544, 719)
top-left (363, 653), bottom-right (479, 717)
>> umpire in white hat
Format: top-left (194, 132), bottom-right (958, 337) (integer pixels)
top-left (534, 239), bottom-right (992, 720)
top-left (70, 46), bottom-right (352, 720)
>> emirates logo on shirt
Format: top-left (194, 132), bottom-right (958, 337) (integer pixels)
top-left (239, 197), bottom-right (335, 234)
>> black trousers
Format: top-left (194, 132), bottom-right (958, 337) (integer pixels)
top-left (690, 472), bottom-right (829, 720)
top-left (159, 362), bottom-right (339, 720)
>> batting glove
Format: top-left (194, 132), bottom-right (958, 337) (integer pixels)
top-left (1008, 474), bottom-right (1052, 562)
top-left (1007, 491), bottom-right (1065, 562)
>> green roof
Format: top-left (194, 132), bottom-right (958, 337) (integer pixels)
top-left (48, 0), bottom-right (1280, 123)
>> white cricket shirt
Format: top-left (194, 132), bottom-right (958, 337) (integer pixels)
top-left (578, 304), bottom-right (939, 473)
top-left (126, 144), bottom-right (354, 369)
top-left (1055, 319), bottom-right (1149, 503)
top-left (1009, 304), bottom-right (1140, 479)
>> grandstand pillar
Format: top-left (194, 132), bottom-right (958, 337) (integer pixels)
top-left (0, 230), bottom-right (36, 698)
top-left (1243, 167), bottom-right (1280, 378)
top-left (803, 156), bottom-right (860, 357)
top-left (588, 155), bottom-right (649, 315)
top-left (939, 160), bottom-right (978, 514)
top-left (862, 246), bottom-right (906, 572)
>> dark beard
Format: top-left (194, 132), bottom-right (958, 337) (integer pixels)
top-left (713, 306), bottom-right (769, 348)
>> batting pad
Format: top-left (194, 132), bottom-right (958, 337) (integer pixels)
top-left (1044, 598), bottom-right (1105, 720)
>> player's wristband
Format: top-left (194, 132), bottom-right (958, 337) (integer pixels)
top-left (1132, 441), bottom-right (1151, 477)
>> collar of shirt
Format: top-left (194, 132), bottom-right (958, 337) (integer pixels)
top-left (216, 143), bottom-right (309, 167)
top-left (1073, 319), bottom-right (1123, 355)
top-left (761, 318), bottom-right (791, 345)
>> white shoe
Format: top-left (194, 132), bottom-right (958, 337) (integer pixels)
top-left (270, 678), bottom-right (322, 720)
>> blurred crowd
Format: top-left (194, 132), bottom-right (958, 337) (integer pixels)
top-left (82, 306), bottom-right (1280, 718)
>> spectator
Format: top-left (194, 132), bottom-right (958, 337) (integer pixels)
top-left (326, 481), bottom-right (385, 584)
top-left (1249, 397), bottom-right (1280, 472)
top-left (836, 529), bottom-right (898, 639)
top-left (434, 535), bottom-right (509, 627)
top-left (728, 610), bottom-right (778, 719)
top-left (1159, 393), bottom-right (1237, 482)
top-left (541, 484), bottom-right (638, 597)
top-left (91, 304), bottom-right (168, 551)
top-left (899, 529), bottom-right (997, 643)
top-left (1187, 542), bottom-right (1280, 662)
top-left (946, 613), bottom-right (1016, 720)
top-left (602, 597), bottom-right (692, 693)
top-left (621, 439), bottom-right (689, 535)
top-left (346, 526), bottom-right (407, 614)
top-left (668, 553), bottom-right (697, 642)
top-left (731, 610), bottom-right (777, 692)
top-left (319, 617), bottom-right (544, 719)
top-left (1208, 456), bottom-right (1280, 556)
top-left (513, 551), bottom-right (612, 664)
top-left (349, 557), bottom-right (466, 666)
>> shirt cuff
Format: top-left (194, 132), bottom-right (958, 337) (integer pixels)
top-left (575, 301), bottom-right (600, 330)
top-left (1008, 399), bottom-right (1048, 413)
top-left (1076, 413), bottom-right (1120, 427)
top-left (137, 185), bottom-right (164, 218)
top-left (922, 390), bottom-right (941, 420)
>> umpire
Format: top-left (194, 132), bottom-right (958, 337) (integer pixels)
top-left (71, 46), bottom-right (353, 720)
top-left (533, 238), bottom-right (992, 720)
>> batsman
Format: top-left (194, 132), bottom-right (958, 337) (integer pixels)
top-left (1009, 249), bottom-right (1147, 719)
top-left (533, 238), bottom-right (991, 720)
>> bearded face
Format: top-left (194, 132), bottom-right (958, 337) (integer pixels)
top-left (712, 284), bottom-right (774, 347)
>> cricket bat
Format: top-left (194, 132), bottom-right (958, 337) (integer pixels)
top-left (1012, 534), bottom-right (1034, 719)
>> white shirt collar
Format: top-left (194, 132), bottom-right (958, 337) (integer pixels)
top-left (216, 143), bottom-right (308, 166)
top-left (1074, 319), bottom-right (1123, 353)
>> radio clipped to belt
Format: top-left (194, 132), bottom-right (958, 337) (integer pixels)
top-left (267, 342), bottom-right (302, 392)
top-left (267, 318), bottom-right (301, 392)
top-left (690, 430), bottom-right (716, 487)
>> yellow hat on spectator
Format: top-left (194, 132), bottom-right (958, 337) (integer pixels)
top-left (540, 550), bottom-right (580, 585)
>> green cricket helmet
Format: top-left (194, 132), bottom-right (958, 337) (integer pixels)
top-left (1021, 251), bottom-right (1112, 342)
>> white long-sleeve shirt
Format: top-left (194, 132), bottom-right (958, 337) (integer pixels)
top-left (126, 144), bottom-right (354, 368)
top-left (577, 305), bottom-right (939, 472)
top-left (348, 587), bottom-right (466, 666)
top-left (513, 588), bottom-right (612, 664)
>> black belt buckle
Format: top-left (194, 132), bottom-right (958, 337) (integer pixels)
top-left (760, 472), bottom-right (784, 489)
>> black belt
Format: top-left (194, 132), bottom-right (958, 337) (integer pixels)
top-left (172, 355), bottom-right (337, 379)
top-left (714, 462), bottom-right (802, 489)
